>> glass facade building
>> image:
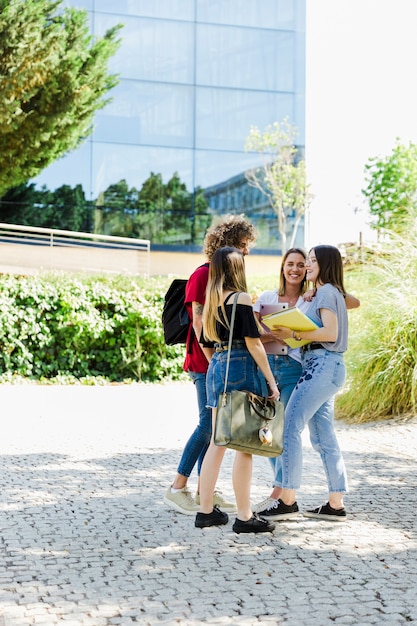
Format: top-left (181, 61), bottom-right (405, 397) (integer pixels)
top-left (35, 0), bottom-right (306, 250)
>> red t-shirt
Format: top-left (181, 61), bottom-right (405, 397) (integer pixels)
top-left (183, 263), bottom-right (210, 373)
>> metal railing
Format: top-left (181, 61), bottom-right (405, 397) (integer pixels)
top-left (0, 222), bottom-right (151, 275)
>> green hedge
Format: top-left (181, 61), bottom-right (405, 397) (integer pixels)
top-left (0, 273), bottom-right (186, 383)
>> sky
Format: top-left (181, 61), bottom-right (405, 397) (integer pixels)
top-left (305, 0), bottom-right (417, 247)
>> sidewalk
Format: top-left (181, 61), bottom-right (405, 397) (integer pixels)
top-left (0, 382), bottom-right (416, 625)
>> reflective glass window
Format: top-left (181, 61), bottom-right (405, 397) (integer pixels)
top-left (94, 14), bottom-right (194, 83)
top-left (195, 149), bottom-right (299, 249)
top-left (94, 81), bottom-right (194, 148)
top-left (34, 143), bottom-right (93, 198)
top-left (96, 0), bottom-right (195, 20)
top-left (62, 0), bottom-right (92, 9)
top-left (194, 149), bottom-right (260, 190)
top-left (197, 24), bottom-right (294, 92)
top-left (196, 0), bottom-right (298, 29)
top-left (91, 144), bottom-right (194, 199)
top-left (195, 87), bottom-right (295, 151)
top-left (294, 94), bottom-right (305, 145)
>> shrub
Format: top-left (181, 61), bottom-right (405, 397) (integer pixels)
top-left (0, 273), bottom-right (186, 383)
top-left (337, 226), bottom-right (417, 422)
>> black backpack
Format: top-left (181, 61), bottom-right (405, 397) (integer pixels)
top-left (162, 278), bottom-right (190, 345)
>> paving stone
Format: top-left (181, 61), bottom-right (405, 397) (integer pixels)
top-left (0, 382), bottom-right (416, 625)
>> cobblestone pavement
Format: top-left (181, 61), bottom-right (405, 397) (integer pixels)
top-left (0, 382), bottom-right (416, 626)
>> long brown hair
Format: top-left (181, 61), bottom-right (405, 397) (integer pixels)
top-left (278, 247), bottom-right (307, 296)
top-left (311, 245), bottom-right (346, 294)
top-left (203, 247), bottom-right (248, 343)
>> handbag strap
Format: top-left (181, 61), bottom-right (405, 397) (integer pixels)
top-left (222, 292), bottom-right (240, 395)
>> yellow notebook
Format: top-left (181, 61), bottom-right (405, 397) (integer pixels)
top-left (261, 307), bottom-right (320, 348)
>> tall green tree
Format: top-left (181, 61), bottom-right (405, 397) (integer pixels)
top-left (0, 0), bottom-right (122, 195)
top-left (245, 118), bottom-right (312, 253)
top-left (363, 140), bottom-right (417, 233)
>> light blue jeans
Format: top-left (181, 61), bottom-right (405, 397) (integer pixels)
top-left (177, 371), bottom-right (211, 477)
top-left (261, 355), bottom-right (303, 487)
top-left (281, 348), bottom-right (348, 493)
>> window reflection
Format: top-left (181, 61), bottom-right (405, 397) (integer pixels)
top-left (94, 14), bottom-right (194, 83)
top-left (196, 88), bottom-right (294, 150)
top-left (62, 0), bottom-right (92, 9)
top-left (197, 24), bottom-right (294, 91)
top-left (35, 143), bottom-right (93, 197)
top-left (97, 0), bottom-right (195, 20)
top-left (33, 1), bottom-right (306, 249)
top-left (196, 0), bottom-right (296, 29)
top-left (94, 81), bottom-right (194, 147)
top-left (92, 144), bottom-right (193, 199)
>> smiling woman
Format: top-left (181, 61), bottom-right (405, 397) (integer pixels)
top-left (270, 244), bottom-right (350, 521)
top-left (251, 248), bottom-right (307, 518)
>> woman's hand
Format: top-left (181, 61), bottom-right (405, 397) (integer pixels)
top-left (266, 381), bottom-right (280, 401)
top-left (271, 325), bottom-right (293, 341)
top-left (303, 288), bottom-right (317, 301)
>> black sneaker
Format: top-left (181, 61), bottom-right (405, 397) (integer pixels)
top-left (257, 498), bottom-right (299, 520)
top-left (303, 502), bottom-right (347, 521)
top-left (195, 506), bottom-right (229, 528)
top-left (233, 513), bottom-right (275, 534)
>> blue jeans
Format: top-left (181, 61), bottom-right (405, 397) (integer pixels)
top-left (206, 347), bottom-right (265, 408)
top-left (262, 355), bottom-right (303, 487)
top-left (281, 348), bottom-right (348, 493)
top-left (177, 371), bottom-right (212, 478)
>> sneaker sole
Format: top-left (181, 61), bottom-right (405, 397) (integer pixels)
top-left (195, 519), bottom-right (228, 529)
top-left (163, 497), bottom-right (199, 516)
top-left (259, 512), bottom-right (300, 521)
top-left (303, 511), bottom-right (346, 521)
top-left (233, 523), bottom-right (275, 534)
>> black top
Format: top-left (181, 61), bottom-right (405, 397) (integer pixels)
top-left (202, 292), bottom-right (260, 346)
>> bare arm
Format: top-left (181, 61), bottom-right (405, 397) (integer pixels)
top-left (305, 288), bottom-right (360, 309)
top-left (345, 293), bottom-right (360, 309)
top-left (192, 301), bottom-right (213, 362)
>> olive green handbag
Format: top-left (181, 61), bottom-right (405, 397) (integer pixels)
top-left (214, 293), bottom-right (284, 458)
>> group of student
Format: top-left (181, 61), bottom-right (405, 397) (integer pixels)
top-left (164, 215), bottom-right (360, 534)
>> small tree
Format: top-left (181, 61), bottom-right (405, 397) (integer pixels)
top-left (0, 0), bottom-right (122, 195)
top-left (363, 140), bottom-right (417, 234)
top-left (244, 118), bottom-right (312, 253)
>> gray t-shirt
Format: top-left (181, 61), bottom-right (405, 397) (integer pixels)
top-left (304, 283), bottom-right (348, 352)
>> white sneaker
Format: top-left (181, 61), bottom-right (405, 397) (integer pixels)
top-left (195, 490), bottom-right (236, 511)
top-left (164, 486), bottom-right (199, 515)
top-left (253, 497), bottom-right (277, 513)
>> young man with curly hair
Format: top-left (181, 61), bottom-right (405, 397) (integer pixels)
top-left (164, 214), bottom-right (257, 515)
